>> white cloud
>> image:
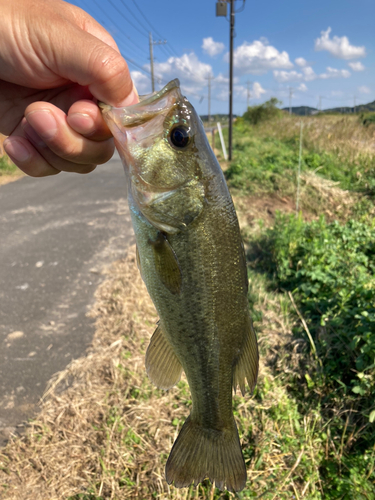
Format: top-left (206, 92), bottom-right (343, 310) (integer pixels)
top-left (130, 71), bottom-right (150, 94)
top-left (315, 27), bottom-right (366, 59)
top-left (273, 70), bottom-right (304, 83)
top-left (213, 73), bottom-right (230, 85)
top-left (297, 83), bottom-right (308, 92)
top-left (295, 57), bottom-right (307, 67)
top-left (359, 86), bottom-right (371, 94)
top-left (348, 61), bottom-right (365, 71)
top-left (219, 81), bottom-right (266, 102)
top-left (202, 37), bottom-right (225, 57)
top-left (302, 66), bottom-right (317, 81)
top-left (252, 82), bottom-right (267, 98)
top-left (274, 65), bottom-right (350, 82)
top-left (153, 53), bottom-right (212, 90)
top-left (273, 66), bottom-right (317, 83)
top-left (227, 39), bottom-right (293, 75)
top-left (320, 67), bottom-right (351, 79)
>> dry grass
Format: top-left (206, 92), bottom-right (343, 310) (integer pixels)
top-left (256, 114), bottom-right (375, 164)
top-left (0, 246), bottom-right (321, 499)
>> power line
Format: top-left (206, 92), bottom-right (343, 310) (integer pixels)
top-left (117, 0), bottom-right (150, 37)
top-left (129, 0), bottom-right (180, 58)
top-left (106, 0), bottom-right (148, 38)
top-left (130, 0), bottom-right (164, 40)
top-left (83, 0), bottom-right (149, 58)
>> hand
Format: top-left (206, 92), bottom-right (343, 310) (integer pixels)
top-left (0, 0), bottom-right (138, 177)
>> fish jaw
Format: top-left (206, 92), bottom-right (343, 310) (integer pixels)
top-left (99, 79), bottom-right (182, 183)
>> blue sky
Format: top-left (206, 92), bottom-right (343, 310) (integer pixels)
top-left (71, 0), bottom-right (374, 115)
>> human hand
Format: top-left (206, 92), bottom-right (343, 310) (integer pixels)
top-left (0, 0), bottom-right (138, 177)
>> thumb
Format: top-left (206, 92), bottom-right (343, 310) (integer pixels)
top-left (44, 17), bottom-right (138, 107)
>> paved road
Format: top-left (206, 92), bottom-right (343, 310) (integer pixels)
top-left (0, 155), bottom-right (134, 445)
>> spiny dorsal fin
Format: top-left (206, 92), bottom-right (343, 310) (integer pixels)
top-left (233, 315), bottom-right (259, 396)
top-left (146, 323), bottom-right (183, 390)
top-left (150, 232), bottom-right (182, 294)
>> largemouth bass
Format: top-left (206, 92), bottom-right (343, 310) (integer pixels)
top-left (100, 79), bottom-right (259, 492)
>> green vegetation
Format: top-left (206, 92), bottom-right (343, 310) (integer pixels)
top-left (225, 119), bottom-right (375, 197)
top-left (223, 111), bottom-right (375, 498)
top-left (247, 214), bottom-right (375, 497)
top-left (361, 112), bottom-right (375, 127)
top-left (0, 153), bottom-right (18, 176)
top-left (241, 97), bottom-right (282, 125)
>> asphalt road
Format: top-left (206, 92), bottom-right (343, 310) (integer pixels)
top-left (0, 154), bottom-right (134, 445)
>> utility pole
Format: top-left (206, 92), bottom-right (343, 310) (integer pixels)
top-left (246, 80), bottom-right (252, 109)
top-left (228, 0), bottom-right (235, 160)
top-left (205, 74), bottom-right (213, 123)
top-left (149, 32), bottom-right (167, 92)
top-left (289, 87), bottom-right (294, 115)
top-left (149, 32), bottom-right (155, 92)
top-left (354, 96), bottom-right (357, 113)
top-left (319, 96), bottom-right (322, 112)
top-left (216, 0), bottom-right (239, 161)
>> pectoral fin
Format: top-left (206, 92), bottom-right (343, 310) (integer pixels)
top-left (233, 316), bottom-right (259, 396)
top-left (146, 323), bottom-right (183, 390)
top-left (150, 232), bottom-right (182, 294)
top-left (136, 244), bottom-right (144, 281)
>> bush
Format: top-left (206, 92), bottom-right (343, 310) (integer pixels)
top-left (242, 97), bottom-right (282, 125)
top-left (259, 213), bottom-right (375, 400)
top-left (248, 213), bottom-right (375, 496)
top-left (361, 112), bottom-right (375, 127)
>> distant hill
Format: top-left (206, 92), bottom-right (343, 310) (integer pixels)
top-left (200, 114), bottom-right (237, 122)
top-left (324, 100), bottom-right (375, 114)
top-left (283, 100), bottom-right (375, 116)
top-left (282, 106), bottom-right (318, 116)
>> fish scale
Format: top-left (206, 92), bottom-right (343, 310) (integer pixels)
top-left (100, 79), bottom-right (259, 492)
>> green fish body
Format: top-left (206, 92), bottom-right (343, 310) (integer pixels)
top-left (100, 80), bottom-right (258, 492)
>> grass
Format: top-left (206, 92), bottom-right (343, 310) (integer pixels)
top-left (0, 135), bottom-right (23, 185)
top-left (229, 113), bottom-right (375, 498)
top-left (1, 112), bottom-right (375, 499)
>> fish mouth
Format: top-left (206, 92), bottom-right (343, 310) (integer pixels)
top-left (99, 79), bottom-right (182, 127)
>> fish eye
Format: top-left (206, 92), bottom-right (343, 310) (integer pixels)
top-left (169, 125), bottom-right (190, 148)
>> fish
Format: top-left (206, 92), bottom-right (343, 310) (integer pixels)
top-left (100, 79), bottom-right (259, 492)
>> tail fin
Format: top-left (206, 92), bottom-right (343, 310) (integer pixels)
top-left (165, 416), bottom-right (246, 492)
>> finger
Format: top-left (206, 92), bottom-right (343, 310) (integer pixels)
top-left (39, 16), bottom-right (139, 107)
top-left (24, 102), bottom-right (115, 165)
top-left (66, 99), bottom-right (112, 140)
top-left (3, 136), bottom-right (60, 177)
top-left (21, 120), bottom-right (98, 174)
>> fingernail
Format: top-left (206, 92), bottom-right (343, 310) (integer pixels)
top-left (67, 113), bottom-right (95, 135)
top-left (26, 109), bottom-right (58, 140)
top-left (22, 122), bottom-right (46, 148)
top-left (3, 138), bottom-right (32, 162)
top-left (116, 85), bottom-right (139, 107)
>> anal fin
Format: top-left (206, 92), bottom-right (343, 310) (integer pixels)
top-left (146, 323), bottom-right (183, 390)
top-left (233, 315), bottom-right (259, 396)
